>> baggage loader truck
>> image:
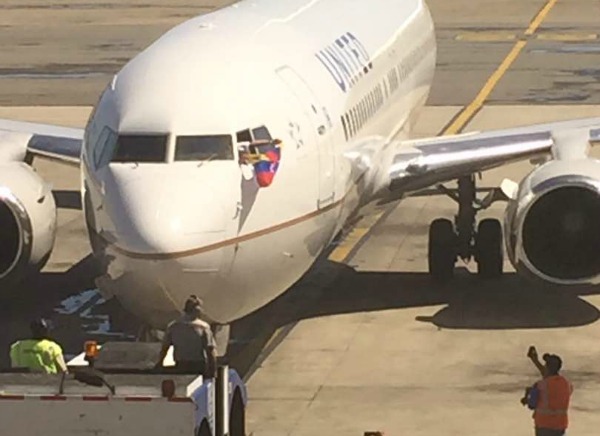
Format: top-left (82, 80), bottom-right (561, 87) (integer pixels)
top-left (0, 342), bottom-right (247, 436)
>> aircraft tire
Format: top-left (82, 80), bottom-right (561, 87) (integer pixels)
top-left (229, 389), bottom-right (246, 436)
top-left (476, 218), bottom-right (503, 279)
top-left (428, 218), bottom-right (456, 281)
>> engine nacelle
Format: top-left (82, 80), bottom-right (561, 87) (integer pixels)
top-left (505, 159), bottom-right (600, 285)
top-left (0, 163), bottom-right (57, 284)
top-left (0, 130), bottom-right (31, 163)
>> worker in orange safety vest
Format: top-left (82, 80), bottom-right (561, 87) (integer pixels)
top-left (521, 346), bottom-right (573, 436)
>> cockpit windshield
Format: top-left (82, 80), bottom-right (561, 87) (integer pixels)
top-left (236, 126), bottom-right (272, 144)
top-left (111, 134), bottom-right (169, 163)
top-left (174, 135), bottom-right (234, 161)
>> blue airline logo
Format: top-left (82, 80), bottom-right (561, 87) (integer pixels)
top-left (315, 32), bottom-right (372, 93)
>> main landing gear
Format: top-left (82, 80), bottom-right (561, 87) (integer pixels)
top-left (428, 175), bottom-right (504, 281)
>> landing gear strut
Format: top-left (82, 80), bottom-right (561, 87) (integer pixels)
top-left (428, 175), bottom-right (504, 281)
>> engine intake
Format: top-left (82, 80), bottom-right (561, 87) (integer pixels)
top-left (0, 200), bottom-right (23, 278)
top-left (522, 186), bottom-right (600, 281)
top-left (0, 163), bottom-right (57, 285)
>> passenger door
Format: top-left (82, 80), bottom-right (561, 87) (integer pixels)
top-left (276, 66), bottom-right (335, 209)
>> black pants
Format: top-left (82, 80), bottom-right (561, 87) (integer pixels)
top-left (536, 428), bottom-right (565, 436)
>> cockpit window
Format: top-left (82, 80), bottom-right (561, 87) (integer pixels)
top-left (174, 135), bottom-right (234, 161)
top-left (236, 129), bottom-right (252, 143)
top-left (93, 126), bottom-right (118, 168)
top-left (252, 126), bottom-right (272, 141)
top-left (236, 125), bottom-right (272, 144)
top-left (111, 134), bottom-right (169, 163)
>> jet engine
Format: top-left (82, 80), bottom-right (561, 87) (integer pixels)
top-left (0, 163), bottom-right (57, 285)
top-left (505, 158), bottom-right (600, 284)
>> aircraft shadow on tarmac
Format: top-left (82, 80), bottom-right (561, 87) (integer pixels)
top-left (0, 256), bottom-right (99, 368)
top-left (280, 263), bottom-right (600, 330)
top-left (228, 260), bottom-right (600, 378)
top-left (53, 190), bottom-right (82, 210)
top-left (7, 243), bottom-right (599, 377)
top-left (3, 255), bottom-right (97, 310)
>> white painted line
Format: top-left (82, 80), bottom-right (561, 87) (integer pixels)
top-left (54, 289), bottom-right (100, 315)
top-left (54, 288), bottom-right (135, 339)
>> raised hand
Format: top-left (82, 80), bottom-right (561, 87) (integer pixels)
top-left (527, 346), bottom-right (538, 360)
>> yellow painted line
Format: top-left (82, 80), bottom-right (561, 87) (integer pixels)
top-left (442, 40), bottom-right (527, 135)
top-left (525, 0), bottom-right (559, 36)
top-left (455, 32), bottom-right (596, 43)
top-left (259, 326), bottom-right (287, 359)
top-left (455, 32), bottom-right (517, 42)
top-left (443, 0), bottom-right (559, 135)
top-left (328, 211), bottom-right (385, 262)
top-left (536, 32), bottom-right (597, 41)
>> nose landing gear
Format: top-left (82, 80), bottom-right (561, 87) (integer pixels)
top-left (428, 175), bottom-right (504, 281)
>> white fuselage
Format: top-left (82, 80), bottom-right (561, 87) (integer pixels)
top-left (81, 0), bottom-right (436, 327)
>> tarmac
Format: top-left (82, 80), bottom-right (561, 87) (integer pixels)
top-left (1, 0), bottom-right (600, 435)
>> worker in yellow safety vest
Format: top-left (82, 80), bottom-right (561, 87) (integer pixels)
top-left (521, 346), bottom-right (572, 436)
top-left (10, 319), bottom-right (68, 374)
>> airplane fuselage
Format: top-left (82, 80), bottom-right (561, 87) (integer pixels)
top-left (81, 0), bottom-right (436, 327)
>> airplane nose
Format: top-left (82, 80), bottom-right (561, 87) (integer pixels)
top-left (103, 166), bottom-right (233, 255)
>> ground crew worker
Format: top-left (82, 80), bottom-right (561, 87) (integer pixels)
top-left (521, 346), bottom-right (572, 436)
top-left (10, 319), bottom-right (68, 374)
top-left (156, 295), bottom-right (217, 377)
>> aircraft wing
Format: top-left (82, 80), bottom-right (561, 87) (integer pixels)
top-left (0, 119), bottom-right (83, 164)
top-left (387, 117), bottom-right (600, 195)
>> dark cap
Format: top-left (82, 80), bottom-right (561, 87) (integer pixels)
top-left (543, 353), bottom-right (563, 374)
top-left (183, 295), bottom-right (204, 315)
top-left (30, 318), bottom-right (50, 338)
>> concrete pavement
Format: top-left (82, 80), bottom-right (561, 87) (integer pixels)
top-left (1, 0), bottom-right (600, 435)
top-left (245, 105), bottom-right (600, 435)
